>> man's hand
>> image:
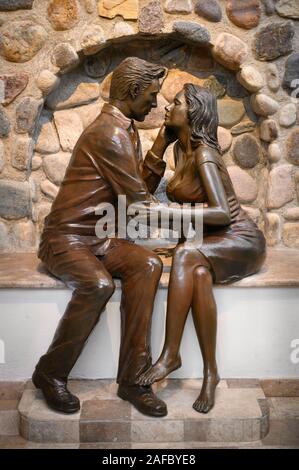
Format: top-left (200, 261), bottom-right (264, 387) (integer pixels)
top-left (151, 124), bottom-right (177, 157)
top-left (158, 123), bottom-right (178, 147)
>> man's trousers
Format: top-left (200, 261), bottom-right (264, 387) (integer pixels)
top-left (35, 236), bottom-right (163, 385)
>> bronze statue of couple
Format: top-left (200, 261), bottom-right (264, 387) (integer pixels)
top-left (33, 57), bottom-right (266, 417)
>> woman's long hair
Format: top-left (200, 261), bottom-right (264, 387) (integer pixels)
top-left (183, 83), bottom-right (222, 155)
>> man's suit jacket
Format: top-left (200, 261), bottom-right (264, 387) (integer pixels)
top-left (38, 103), bottom-right (166, 257)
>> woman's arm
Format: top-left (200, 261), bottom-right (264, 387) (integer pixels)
top-left (194, 147), bottom-right (231, 227)
top-left (132, 144), bottom-right (235, 233)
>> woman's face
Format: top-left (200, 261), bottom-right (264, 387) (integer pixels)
top-left (164, 90), bottom-right (188, 130)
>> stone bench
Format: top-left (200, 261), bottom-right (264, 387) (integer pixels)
top-left (0, 247), bottom-right (299, 289)
top-left (0, 248), bottom-right (298, 381)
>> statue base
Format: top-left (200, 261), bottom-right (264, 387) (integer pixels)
top-left (19, 378), bottom-right (269, 444)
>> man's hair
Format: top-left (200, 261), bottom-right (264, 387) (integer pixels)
top-left (109, 57), bottom-right (168, 100)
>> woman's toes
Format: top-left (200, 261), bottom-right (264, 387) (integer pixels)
top-left (199, 401), bottom-right (206, 412)
top-left (137, 377), bottom-right (146, 385)
top-left (196, 402), bottom-right (203, 412)
top-left (142, 370), bottom-right (158, 385)
top-left (144, 375), bottom-right (155, 385)
top-left (137, 359), bottom-right (180, 386)
top-left (202, 402), bottom-right (211, 413)
top-left (135, 375), bottom-right (145, 384)
top-left (192, 398), bottom-right (201, 412)
top-left (149, 370), bottom-right (162, 384)
top-left (143, 376), bottom-right (153, 385)
top-left (193, 396), bottom-right (214, 413)
top-left (136, 370), bottom-right (153, 385)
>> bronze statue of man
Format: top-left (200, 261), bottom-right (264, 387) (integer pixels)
top-left (33, 57), bottom-right (173, 417)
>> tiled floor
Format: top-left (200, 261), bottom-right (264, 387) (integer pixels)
top-left (0, 436), bottom-right (298, 449)
top-left (0, 379), bottom-right (298, 449)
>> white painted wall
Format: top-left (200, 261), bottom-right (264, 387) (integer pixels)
top-left (0, 287), bottom-right (298, 380)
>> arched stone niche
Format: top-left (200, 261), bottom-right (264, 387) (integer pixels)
top-left (33, 34), bottom-right (267, 246)
top-left (0, 3), bottom-right (298, 251)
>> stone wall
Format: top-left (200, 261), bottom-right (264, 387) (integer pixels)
top-left (0, 0), bottom-right (299, 252)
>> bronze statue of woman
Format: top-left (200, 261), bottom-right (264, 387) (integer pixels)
top-left (137, 84), bottom-right (267, 413)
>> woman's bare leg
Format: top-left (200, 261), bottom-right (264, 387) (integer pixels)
top-left (136, 245), bottom-right (210, 385)
top-left (191, 266), bottom-right (220, 413)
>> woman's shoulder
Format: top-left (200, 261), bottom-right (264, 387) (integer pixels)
top-left (194, 144), bottom-right (221, 168)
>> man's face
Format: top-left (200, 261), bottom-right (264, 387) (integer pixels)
top-left (130, 79), bottom-right (160, 121)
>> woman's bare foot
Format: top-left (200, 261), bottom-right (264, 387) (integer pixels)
top-left (136, 355), bottom-right (182, 386)
top-left (193, 372), bottom-right (220, 414)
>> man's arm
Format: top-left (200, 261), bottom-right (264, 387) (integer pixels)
top-left (141, 124), bottom-right (177, 194)
top-left (95, 124), bottom-right (155, 206)
top-left (95, 124), bottom-right (207, 233)
top-left (141, 148), bottom-right (167, 194)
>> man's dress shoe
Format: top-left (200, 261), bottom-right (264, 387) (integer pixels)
top-left (32, 370), bottom-right (80, 414)
top-left (117, 384), bottom-right (167, 417)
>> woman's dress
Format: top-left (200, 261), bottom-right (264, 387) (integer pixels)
top-left (165, 141), bottom-right (267, 285)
